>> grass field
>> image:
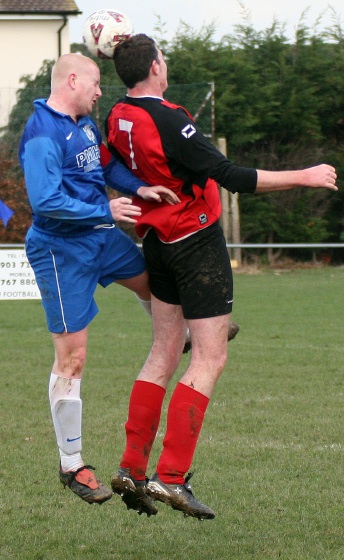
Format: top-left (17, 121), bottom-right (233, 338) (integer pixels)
top-left (1, 266), bottom-right (344, 560)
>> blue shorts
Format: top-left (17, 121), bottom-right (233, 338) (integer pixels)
top-left (25, 226), bottom-right (146, 333)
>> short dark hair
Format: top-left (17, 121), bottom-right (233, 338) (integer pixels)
top-left (113, 34), bottom-right (160, 89)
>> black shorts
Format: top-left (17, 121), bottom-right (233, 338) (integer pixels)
top-left (142, 221), bottom-right (233, 320)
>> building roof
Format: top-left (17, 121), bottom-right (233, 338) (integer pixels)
top-left (0, 0), bottom-right (80, 15)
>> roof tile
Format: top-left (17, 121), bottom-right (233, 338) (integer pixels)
top-left (0, 0), bottom-right (80, 14)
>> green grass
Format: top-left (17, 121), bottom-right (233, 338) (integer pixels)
top-left (1, 266), bottom-right (344, 559)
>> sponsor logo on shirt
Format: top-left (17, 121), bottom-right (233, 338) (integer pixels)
top-left (76, 145), bottom-right (100, 171)
top-left (181, 124), bottom-right (196, 138)
top-left (83, 124), bottom-right (97, 143)
top-left (199, 213), bottom-right (208, 225)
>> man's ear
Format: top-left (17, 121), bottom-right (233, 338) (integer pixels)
top-left (69, 73), bottom-right (77, 89)
top-left (151, 60), bottom-right (160, 76)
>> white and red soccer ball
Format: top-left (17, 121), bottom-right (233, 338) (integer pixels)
top-left (83, 9), bottom-right (133, 59)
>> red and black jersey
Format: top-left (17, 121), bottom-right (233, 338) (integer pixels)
top-left (106, 96), bottom-right (257, 243)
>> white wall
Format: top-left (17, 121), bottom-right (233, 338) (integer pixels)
top-left (0, 17), bottom-right (72, 129)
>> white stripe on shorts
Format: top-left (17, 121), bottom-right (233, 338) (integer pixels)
top-left (50, 249), bottom-right (68, 332)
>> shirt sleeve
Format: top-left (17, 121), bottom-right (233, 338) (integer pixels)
top-left (162, 108), bottom-right (257, 194)
top-left (22, 136), bottom-right (114, 225)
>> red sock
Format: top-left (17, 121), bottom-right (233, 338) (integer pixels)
top-left (120, 380), bottom-right (166, 480)
top-left (157, 382), bottom-right (209, 485)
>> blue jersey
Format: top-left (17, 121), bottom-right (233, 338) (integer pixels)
top-left (19, 99), bottom-right (144, 237)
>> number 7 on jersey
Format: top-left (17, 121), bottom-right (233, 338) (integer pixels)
top-left (119, 119), bottom-right (137, 170)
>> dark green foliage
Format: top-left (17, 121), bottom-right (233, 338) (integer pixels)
top-left (164, 18), bottom-right (344, 251)
top-left (1, 60), bottom-right (53, 154)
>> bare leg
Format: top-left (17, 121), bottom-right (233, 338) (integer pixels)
top-left (181, 313), bottom-right (230, 397)
top-left (116, 270), bottom-right (151, 301)
top-left (52, 327), bottom-right (88, 379)
top-left (144, 298), bottom-right (229, 518)
top-left (50, 328), bottom-right (88, 470)
top-left (137, 296), bottom-right (186, 388)
top-left (49, 327), bottom-right (112, 503)
top-left (111, 295), bottom-right (185, 514)
top-left (119, 294), bottom-right (229, 476)
top-left (153, 306), bottom-right (229, 481)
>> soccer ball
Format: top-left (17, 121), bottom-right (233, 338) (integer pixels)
top-left (83, 9), bottom-right (133, 60)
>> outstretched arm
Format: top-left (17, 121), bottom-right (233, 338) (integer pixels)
top-left (256, 164), bottom-right (338, 193)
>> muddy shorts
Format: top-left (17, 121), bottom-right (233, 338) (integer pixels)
top-left (142, 221), bottom-right (233, 320)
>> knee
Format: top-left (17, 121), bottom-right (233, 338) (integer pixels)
top-left (139, 340), bottom-right (182, 387)
top-left (55, 347), bottom-right (87, 377)
top-left (71, 348), bottom-right (87, 374)
top-left (193, 345), bottom-right (228, 378)
top-left (154, 344), bottom-right (182, 376)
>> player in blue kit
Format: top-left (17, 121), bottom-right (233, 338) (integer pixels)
top-left (19, 53), bottom-right (179, 506)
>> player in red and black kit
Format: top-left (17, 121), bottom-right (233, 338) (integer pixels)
top-left (106, 34), bottom-right (338, 520)
top-left (106, 96), bottom-right (256, 242)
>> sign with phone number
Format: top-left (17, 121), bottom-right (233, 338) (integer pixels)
top-left (0, 249), bottom-right (41, 299)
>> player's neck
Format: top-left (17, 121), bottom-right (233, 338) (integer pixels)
top-left (127, 83), bottom-right (164, 99)
top-left (47, 96), bottom-right (77, 122)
